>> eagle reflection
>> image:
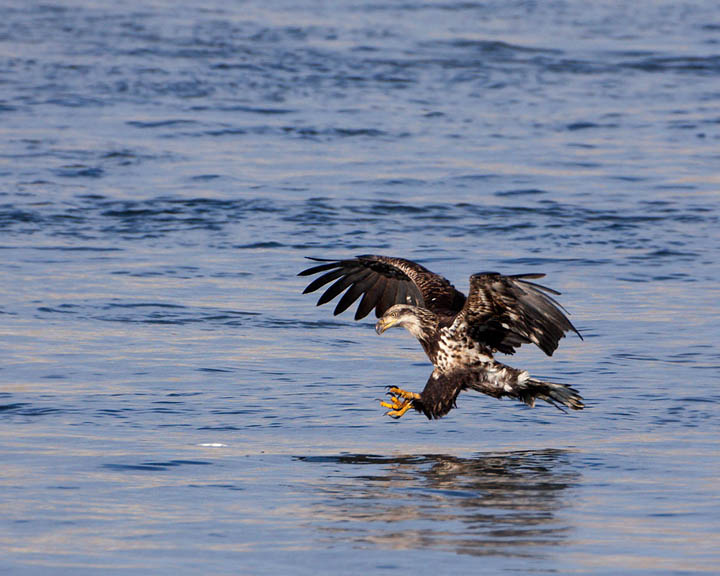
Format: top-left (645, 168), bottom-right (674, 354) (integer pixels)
top-left (297, 449), bottom-right (579, 557)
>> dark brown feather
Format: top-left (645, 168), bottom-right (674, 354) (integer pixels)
top-left (355, 276), bottom-right (385, 320)
top-left (333, 271), bottom-right (373, 316)
top-left (459, 272), bottom-right (581, 356)
top-left (395, 283), bottom-right (408, 307)
top-left (302, 268), bottom-right (346, 294)
top-left (297, 261), bottom-right (343, 277)
top-left (317, 270), bottom-right (369, 306)
top-left (378, 281), bottom-right (398, 316)
top-left (299, 255), bottom-right (466, 319)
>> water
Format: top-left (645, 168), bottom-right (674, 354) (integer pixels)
top-left (1, 1), bottom-right (719, 574)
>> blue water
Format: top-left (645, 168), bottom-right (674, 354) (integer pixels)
top-left (1, 1), bottom-right (719, 574)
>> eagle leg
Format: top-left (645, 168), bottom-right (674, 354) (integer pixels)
top-left (380, 387), bottom-right (421, 418)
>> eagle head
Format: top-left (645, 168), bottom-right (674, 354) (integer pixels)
top-left (375, 305), bottom-right (438, 340)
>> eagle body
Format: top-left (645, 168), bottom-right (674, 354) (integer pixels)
top-left (299, 255), bottom-right (584, 420)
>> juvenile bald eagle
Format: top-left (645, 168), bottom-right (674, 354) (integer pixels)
top-left (299, 255), bottom-right (584, 420)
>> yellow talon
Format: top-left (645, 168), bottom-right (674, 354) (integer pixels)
top-left (387, 387), bottom-right (421, 401)
top-left (380, 394), bottom-right (407, 410)
top-left (380, 396), bottom-right (402, 410)
top-left (379, 388), bottom-right (419, 419)
top-left (386, 402), bottom-right (413, 419)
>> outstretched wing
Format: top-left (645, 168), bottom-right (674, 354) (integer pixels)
top-left (458, 272), bottom-right (582, 356)
top-left (298, 255), bottom-right (466, 320)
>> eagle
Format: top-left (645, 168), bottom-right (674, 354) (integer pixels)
top-left (299, 255), bottom-right (584, 420)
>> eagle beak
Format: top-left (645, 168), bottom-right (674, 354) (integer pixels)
top-left (375, 317), bottom-right (395, 335)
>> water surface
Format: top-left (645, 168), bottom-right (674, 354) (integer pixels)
top-left (1, 1), bottom-right (719, 574)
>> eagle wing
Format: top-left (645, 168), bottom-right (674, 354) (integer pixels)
top-left (298, 255), bottom-right (466, 320)
top-left (458, 272), bottom-right (582, 356)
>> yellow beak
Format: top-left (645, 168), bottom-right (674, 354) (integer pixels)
top-left (375, 317), bottom-right (397, 335)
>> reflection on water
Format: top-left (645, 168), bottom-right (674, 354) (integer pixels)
top-left (298, 450), bottom-right (578, 557)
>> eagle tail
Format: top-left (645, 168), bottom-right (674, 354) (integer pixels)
top-left (520, 378), bottom-right (585, 411)
top-left (418, 364), bottom-right (584, 419)
top-left (465, 363), bottom-right (584, 412)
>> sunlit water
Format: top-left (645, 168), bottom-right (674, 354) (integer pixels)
top-left (1, 1), bottom-right (719, 574)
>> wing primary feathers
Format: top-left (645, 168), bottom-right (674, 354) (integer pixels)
top-left (395, 283), bottom-right (408, 306)
top-left (518, 281), bottom-right (582, 337)
top-left (333, 272), bottom-right (373, 316)
top-left (354, 275), bottom-right (383, 320)
top-left (378, 281), bottom-right (398, 316)
top-left (507, 273), bottom-right (562, 296)
top-left (316, 270), bottom-right (367, 306)
top-left (520, 280), bottom-right (560, 295)
top-left (300, 254), bottom-right (466, 318)
top-left (462, 272), bottom-right (582, 355)
top-left (372, 279), bottom-right (391, 318)
top-left (302, 268), bottom-right (345, 294)
top-left (517, 280), bottom-right (570, 313)
top-left (298, 261), bottom-right (342, 277)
